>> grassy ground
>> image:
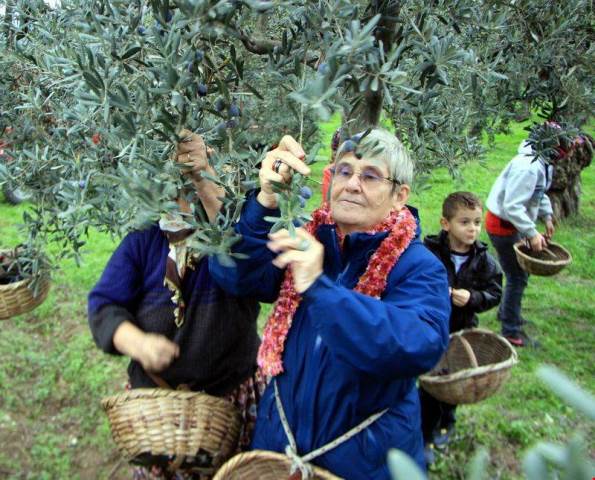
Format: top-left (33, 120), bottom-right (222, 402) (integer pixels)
top-left (0, 120), bottom-right (593, 479)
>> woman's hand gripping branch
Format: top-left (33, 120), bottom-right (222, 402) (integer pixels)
top-left (267, 228), bottom-right (323, 293)
top-left (257, 135), bottom-right (310, 209)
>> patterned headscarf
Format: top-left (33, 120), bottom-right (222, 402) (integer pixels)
top-left (159, 214), bottom-right (199, 327)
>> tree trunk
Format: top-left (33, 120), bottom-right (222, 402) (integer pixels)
top-left (4, 0), bottom-right (16, 48)
top-left (513, 101), bottom-right (531, 122)
top-left (547, 136), bottom-right (593, 220)
top-left (348, 90), bottom-right (384, 132)
top-left (344, 1), bottom-right (402, 134)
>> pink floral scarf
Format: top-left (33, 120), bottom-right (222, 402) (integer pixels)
top-left (257, 204), bottom-right (418, 377)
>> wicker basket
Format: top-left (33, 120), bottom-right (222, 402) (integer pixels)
top-left (213, 450), bottom-right (342, 480)
top-left (102, 388), bottom-right (242, 474)
top-left (419, 329), bottom-right (518, 405)
top-left (0, 274), bottom-right (50, 320)
top-left (513, 241), bottom-right (572, 276)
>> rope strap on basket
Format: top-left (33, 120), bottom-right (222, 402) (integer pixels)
top-left (274, 381), bottom-right (387, 479)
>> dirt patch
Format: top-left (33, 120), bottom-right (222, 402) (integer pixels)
top-left (75, 448), bottom-right (129, 480)
top-left (489, 444), bottom-right (523, 477)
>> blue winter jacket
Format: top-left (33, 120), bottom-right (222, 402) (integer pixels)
top-left (209, 192), bottom-right (450, 479)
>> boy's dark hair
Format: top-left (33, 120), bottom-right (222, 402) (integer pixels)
top-left (442, 192), bottom-right (483, 219)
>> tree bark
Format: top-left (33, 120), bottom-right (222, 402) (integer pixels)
top-left (547, 135), bottom-right (593, 220)
top-left (344, 1), bottom-right (402, 134)
top-left (4, 0), bottom-right (16, 48)
top-left (513, 101), bottom-right (532, 122)
top-left (238, 31), bottom-right (280, 55)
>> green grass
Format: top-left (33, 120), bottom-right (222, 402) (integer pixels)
top-left (0, 119), bottom-right (593, 479)
top-left (0, 208), bottom-right (124, 478)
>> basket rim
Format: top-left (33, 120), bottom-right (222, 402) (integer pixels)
top-left (101, 387), bottom-right (240, 413)
top-left (0, 274), bottom-right (50, 292)
top-left (513, 241), bottom-right (572, 267)
top-left (419, 328), bottom-right (518, 384)
top-left (213, 450), bottom-right (342, 480)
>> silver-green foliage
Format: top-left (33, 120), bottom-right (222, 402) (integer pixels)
top-left (0, 0), bottom-right (592, 276)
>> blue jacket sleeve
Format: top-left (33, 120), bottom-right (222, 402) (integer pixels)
top-left (209, 191), bottom-right (285, 303)
top-left (87, 231), bottom-right (145, 354)
top-left (302, 243), bottom-right (450, 379)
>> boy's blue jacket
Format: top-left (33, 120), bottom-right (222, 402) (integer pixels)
top-left (209, 192), bottom-right (450, 479)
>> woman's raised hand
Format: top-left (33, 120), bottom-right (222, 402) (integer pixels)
top-left (176, 128), bottom-right (212, 179)
top-left (257, 135), bottom-right (310, 209)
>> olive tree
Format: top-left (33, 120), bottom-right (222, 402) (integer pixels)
top-left (453, 0), bottom-right (594, 218)
top-left (0, 0), bottom-right (592, 277)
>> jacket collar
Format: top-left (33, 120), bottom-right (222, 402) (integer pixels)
top-left (314, 205), bottom-right (421, 279)
top-left (425, 230), bottom-right (488, 256)
top-left (315, 204), bottom-right (421, 249)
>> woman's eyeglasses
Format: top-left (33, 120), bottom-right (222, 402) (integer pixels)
top-left (330, 163), bottom-right (399, 186)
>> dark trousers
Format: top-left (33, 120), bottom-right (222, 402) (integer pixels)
top-left (488, 232), bottom-right (528, 336)
top-left (419, 387), bottom-right (456, 443)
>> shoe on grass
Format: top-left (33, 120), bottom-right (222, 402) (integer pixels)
top-left (424, 443), bottom-right (436, 466)
top-left (433, 423), bottom-right (455, 447)
top-left (504, 330), bottom-right (540, 348)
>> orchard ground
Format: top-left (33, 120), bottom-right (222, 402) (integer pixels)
top-left (0, 119), bottom-right (593, 479)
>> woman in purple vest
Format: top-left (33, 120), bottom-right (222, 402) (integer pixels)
top-left (88, 132), bottom-right (263, 479)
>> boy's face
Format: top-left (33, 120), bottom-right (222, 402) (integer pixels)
top-left (440, 206), bottom-right (483, 250)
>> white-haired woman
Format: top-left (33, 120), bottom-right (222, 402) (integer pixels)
top-left (210, 129), bottom-right (450, 478)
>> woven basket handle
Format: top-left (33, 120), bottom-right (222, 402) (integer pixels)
top-left (457, 335), bottom-right (478, 368)
top-left (146, 372), bottom-right (192, 391)
top-left (146, 372), bottom-right (172, 389)
top-left (543, 247), bottom-right (558, 259)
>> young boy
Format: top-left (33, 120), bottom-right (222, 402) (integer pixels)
top-left (420, 192), bottom-right (502, 462)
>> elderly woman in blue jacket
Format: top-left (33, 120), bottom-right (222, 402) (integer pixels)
top-left (210, 129), bottom-right (450, 479)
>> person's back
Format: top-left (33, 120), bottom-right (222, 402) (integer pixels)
top-left (486, 141), bottom-right (553, 239)
top-left (485, 136), bottom-right (556, 347)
